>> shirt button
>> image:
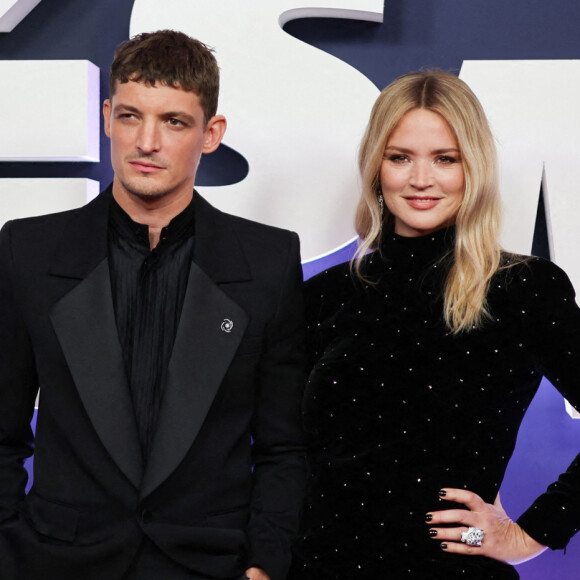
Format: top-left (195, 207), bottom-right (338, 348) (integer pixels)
top-left (141, 509), bottom-right (153, 524)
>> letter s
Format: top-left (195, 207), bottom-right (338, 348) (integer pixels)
top-left (130, 0), bottom-right (384, 260)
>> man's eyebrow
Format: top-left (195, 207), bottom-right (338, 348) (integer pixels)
top-left (113, 103), bottom-right (138, 111)
top-left (112, 104), bottom-right (141, 115)
top-left (112, 104), bottom-right (196, 125)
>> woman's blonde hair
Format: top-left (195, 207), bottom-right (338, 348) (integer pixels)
top-left (354, 70), bottom-right (503, 334)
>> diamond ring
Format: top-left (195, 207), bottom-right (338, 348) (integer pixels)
top-left (460, 526), bottom-right (485, 546)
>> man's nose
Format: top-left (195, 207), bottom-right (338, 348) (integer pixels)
top-left (136, 121), bottom-right (160, 153)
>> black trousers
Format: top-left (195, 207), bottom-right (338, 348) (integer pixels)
top-left (123, 537), bottom-right (249, 580)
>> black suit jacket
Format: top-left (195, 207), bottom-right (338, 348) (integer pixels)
top-left (0, 187), bottom-right (307, 580)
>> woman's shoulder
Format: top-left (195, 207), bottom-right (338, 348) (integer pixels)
top-left (305, 260), bottom-right (353, 293)
top-left (305, 260), bottom-right (353, 314)
top-left (495, 252), bottom-right (576, 299)
top-left (304, 257), bottom-right (372, 325)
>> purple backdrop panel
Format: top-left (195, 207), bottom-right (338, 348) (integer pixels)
top-left (24, 412), bottom-right (35, 494)
top-left (502, 378), bottom-right (580, 578)
top-left (302, 240), bottom-right (357, 281)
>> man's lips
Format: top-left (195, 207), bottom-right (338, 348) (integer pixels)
top-left (404, 196), bottom-right (442, 210)
top-left (129, 160), bottom-right (164, 173)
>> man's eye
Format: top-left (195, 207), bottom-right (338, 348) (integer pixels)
top-left (168, 118), bottom-right (184, 127)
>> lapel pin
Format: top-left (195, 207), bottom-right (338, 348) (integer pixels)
top-left (221, 319), bottom-right (233, 333)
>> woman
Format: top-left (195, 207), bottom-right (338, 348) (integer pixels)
top-left (291, 70), bottom-right (580, 579)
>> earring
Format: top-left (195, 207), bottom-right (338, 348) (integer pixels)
top-left (377, 192), bottom-right (384, 220)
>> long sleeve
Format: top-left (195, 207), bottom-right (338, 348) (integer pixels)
top-left (0, 222), bottom-right (37, 523)
top-left (246, 231), bottom-right (308, 580)
top-left (516, 259), bottom-right (580, 548)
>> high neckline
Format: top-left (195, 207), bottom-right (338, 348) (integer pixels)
top-left (363, 225), bottom-right (455, 281)
top-left (381, 224), bottom-right (455, 253)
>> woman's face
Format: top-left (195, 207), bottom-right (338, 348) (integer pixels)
top-left (380, 108), bottom-right (465, 237)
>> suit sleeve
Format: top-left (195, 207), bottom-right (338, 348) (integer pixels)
top-left (516, 260), bottom-right (580, 549)
top-left (246, 231), bottom-right (308, 580)
top-left (0, 222), bottom-right (37, 522)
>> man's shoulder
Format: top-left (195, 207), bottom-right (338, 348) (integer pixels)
top-left (221, 212), bottom-right (300, 274)
top-left (221, 210), bottom-right (296, 243)
top-left (197, 193), bottom-right (294, 239)
top-left (5, 205), bottom-right (83, 232)
top-left (3, 189), bottom-right (106, 237)
top-left (0, 191), bottom-right (108, 266)
top-left (0, 207), bottom-right (85, 260)
top-left (195, 192), bottom-right (298, 261)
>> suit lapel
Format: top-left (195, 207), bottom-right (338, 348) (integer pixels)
top-left (48, 188), bottom-right (143, 489)
top-left (49, 259), bottom-right (143, 488)
top-left (48, 190), bottom-right (253, 496)
top-left (141, 262), bottom-right (248, 498)
top-left (141, 192), bottom-right (252, 498)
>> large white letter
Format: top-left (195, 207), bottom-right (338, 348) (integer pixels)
top-left (0, 60), bottom-right (100, 162)
top-left (460, 61), bottom-right (580, 291)
top-left (0, 0), bottom-right (42, 32)
top-left (0, 59), bottom-right (100, 224)
top-left (130, 0), bottom-right (383, 260)
top-left (461, 61), bottom-right (580, 419)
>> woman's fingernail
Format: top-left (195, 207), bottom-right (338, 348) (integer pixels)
top-left (425, 513), bottom-right (433, 522)
top-left (440, 543), bottom-right (448, 550)
top-left (429, 529), bottom-right (438, 537)
top-left (438, 489), bottom-right (447, 497)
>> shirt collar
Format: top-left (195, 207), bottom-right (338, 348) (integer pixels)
top-left (109, 194), bottom-right (196, 251)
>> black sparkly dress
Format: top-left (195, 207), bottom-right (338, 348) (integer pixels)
top-left (291, 227), bottom-right (580, 580)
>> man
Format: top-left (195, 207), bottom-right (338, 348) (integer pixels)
top-left (0, 30), bottom-right (306, 580)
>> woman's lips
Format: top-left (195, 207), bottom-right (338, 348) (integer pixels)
top-left (404, 196), bottom-right (442, 210)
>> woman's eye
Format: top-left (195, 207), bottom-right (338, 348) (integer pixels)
top-left (386, 154), bottom-right (408, 163)
top-left (436, 155), bottom-right (458, 164)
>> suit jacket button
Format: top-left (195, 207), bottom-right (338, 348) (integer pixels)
top-left (141, 509), bottom-right (153, 524)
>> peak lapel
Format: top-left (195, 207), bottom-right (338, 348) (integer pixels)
top-left (141, 193), bottom-right (252, 498)
top-left (141, 262), bottom-right (249, 498)
top-left (48, 188), bottom-right (143, 488)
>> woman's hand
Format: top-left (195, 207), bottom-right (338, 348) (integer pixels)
top-left (426, 488), bottom-right (547, 565)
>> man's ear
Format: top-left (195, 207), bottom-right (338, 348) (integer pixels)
top-left (103, 99), bottom-right (112, 138)
top-left (202, 115), bottom-right (227, 154)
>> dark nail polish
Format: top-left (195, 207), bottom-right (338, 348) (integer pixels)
top-left (440, 543), bottom-right (448, 550)
top-left (438, 489), bottom-right (447, 497)
top-left (429, 529), bottom-right (438, 537)
top-left (425, 513), bottom-right (432, 522)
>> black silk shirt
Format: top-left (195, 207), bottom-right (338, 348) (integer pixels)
top-left (108, 197), bottom-right (195, 460)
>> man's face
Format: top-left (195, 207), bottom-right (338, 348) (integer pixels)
top-left (103, 80), bottom-right (224, 204)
